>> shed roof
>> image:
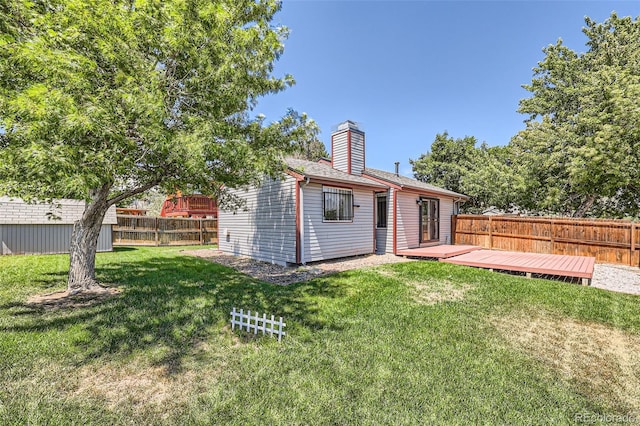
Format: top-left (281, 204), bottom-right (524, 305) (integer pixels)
top-left (286, 158), bottom-right (387, 189)
top-left (0, 197), bottom-right (118, 225)
top-left (363, 168), bottom-right (468, 199)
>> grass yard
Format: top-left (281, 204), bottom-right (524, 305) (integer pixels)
top-left (1, 246), bottom-right (639, 425)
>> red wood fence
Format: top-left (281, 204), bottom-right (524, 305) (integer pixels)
top-left (452, 215), bottom-right (640, 266)
top-left (113, 215), bottom-right (218, 246)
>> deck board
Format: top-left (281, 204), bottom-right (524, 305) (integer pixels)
top-left (440, 250), bottom-right (594, 279)
top-left (396, 245), bottom-right (481, 259)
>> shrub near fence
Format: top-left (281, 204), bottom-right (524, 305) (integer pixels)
top-left (113, 215), bottom-right (218, 246)
top-left (453, 215), bottom-right (640, 267)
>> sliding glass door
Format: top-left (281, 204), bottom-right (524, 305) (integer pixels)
top-left (420, 198), bottom-right (439, 243)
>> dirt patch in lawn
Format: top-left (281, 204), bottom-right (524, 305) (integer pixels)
top-left (73, 358), bottom-right (221, 414)
top-left (408, 279), bottom-right (471, 305)
top-left (26, 286), bottom-right (120, 310)
top-left (75, 364), bottom-right (174, 409)
top-left (492, 312), bottom-right (640, 415)
top-left (377, 269), bottom-right (471, 305)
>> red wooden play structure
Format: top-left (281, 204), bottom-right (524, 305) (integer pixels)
top-left (160, 193), bottom-right (217, 218)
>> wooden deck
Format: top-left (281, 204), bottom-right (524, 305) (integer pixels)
top-left (396, 245), bottom-right (481, 259)
top-left (440, 249), bottom-right (595, 284)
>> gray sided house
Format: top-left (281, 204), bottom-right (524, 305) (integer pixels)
top-left (0, 197), bottom-right (116, 255)
top-left (218, 121), bottom-right (468, 266)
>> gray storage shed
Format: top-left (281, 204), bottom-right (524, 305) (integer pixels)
top-left (0, 197), bottom-right (116, 255)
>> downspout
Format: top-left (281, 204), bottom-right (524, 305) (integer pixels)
top-left (299, 177), bottom-right (310, 264)
top-left (453, 197), bottom-right (466, 214)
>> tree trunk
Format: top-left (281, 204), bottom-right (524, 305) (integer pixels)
top-left (573, 194), bottom-right (596, 218)
top-left (68, 183), bottom-right (112, 294)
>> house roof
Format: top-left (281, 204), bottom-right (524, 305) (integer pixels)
top-left (285, 158), bottom-right (387, 189)
top-left (363, 168), bottom-right (468, 199)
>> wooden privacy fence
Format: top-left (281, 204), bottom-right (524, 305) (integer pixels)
top-left (113, 215), bottom-right (217, 246)
top-left (453, 215), bottom-right (640, 266)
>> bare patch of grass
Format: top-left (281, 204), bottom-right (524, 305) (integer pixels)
top-left (378, 269), bottom-right (470, 305)
top-left (408, 279), bottom-right (471, 305)
top-left (71, 356), bottom-right (224, 413)
top-left (491, 312), bottom-right (640, 415)
top-left (74, 363), bottom-right (174, 409)
top-left (26, 286), bottom-right (120, 310)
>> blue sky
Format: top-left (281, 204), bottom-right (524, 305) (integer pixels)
top-left (254, 0), bottom-right (640, 175)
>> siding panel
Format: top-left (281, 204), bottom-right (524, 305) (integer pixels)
top-left (439, 198), bottom-right (454, 244)
top-left (350, 131), bottom-right (365, 175)
top-left (375, 190), bottom-right (391, 254)
top-left (332, 131), bottom-right (349, 173)
top-left (0, 224), bottom-right (113, 255)
top-left (303, 183), bottom-right (374, 262)
top-left (395, 191), bottom-right (419, 250)
top-left (394, 192), bottom-right (455, 250)
top-left (218, 176), bottom-right (297, 266)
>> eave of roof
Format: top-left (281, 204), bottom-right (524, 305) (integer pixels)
top-left (285, 158), bottom-right (387, 190)
top-left (362, 168), bottom-right (468, 199)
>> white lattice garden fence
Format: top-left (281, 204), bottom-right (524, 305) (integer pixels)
top-left (230, 307), bottom-right (286, 342)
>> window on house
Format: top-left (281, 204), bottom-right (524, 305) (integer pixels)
top-left (323, 187), bottom-right (353, 221)
top-left (376, 195), bottom-right (387, 228)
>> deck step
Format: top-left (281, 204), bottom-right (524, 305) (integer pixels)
top-left (396, 245), bottom-right (481, 259)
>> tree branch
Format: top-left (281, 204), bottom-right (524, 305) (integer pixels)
top-left (107, 178), bottom-right (161, 207)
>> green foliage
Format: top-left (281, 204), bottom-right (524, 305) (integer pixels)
top-left (285, 109), bottom-right (329, 161)
top-left (514, 13), bottom-right (640, 217)
top-left (411, 132), bottom-right (523, 213)
top-left (411, 132), bottom-right (475, 196)
top-left (414, 13), bottom-right (640, 219)
top-left (0, 0), bottom-right (308, 208)
top-left (2, 247), bottom-right (639, 423)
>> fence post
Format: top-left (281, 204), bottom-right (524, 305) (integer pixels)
top-left (451, 215), bottom-right (457, 245)
top-left (488, 216), bottom-right (493, 249)
top-left (199, 218), bottom-right (204, 245)
top-left (155, 217), bottom-right (159, 246)
top-left (550, 219), bottom-right (555, 255)
top-left (631, 222), bottom-right (636, 267)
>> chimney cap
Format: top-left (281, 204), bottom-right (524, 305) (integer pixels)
top-left (335, 120), bottom-right (361, 132)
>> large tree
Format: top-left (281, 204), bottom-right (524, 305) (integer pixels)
top-left (0, 0), bottom-right (308, 293)
top-left (411, 132), bottom-right (522, 213)
top-left (513, 13), bottom-right (640, 217)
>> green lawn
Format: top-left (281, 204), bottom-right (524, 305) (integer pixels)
top-left (1, 246), bottom-right (639, 425)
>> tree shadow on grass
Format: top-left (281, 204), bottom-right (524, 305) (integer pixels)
top-left (1, 252), bottom-right (347, 374)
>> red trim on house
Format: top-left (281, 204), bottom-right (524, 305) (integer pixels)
top-left (360, 172), bottom-right (403, 190)
top-left (362, 131), bottom-right (365, 171)
top-left (295, 181), bottom-right (301, 264)
top-left (393, 188), bottom-right (397, 255)
top-left (285, 168), bottom-right (306, 181)
top-left (331, 133), bottom-right (335, 168)
top-left (396, 188), bottom-right (456, 199)
top-left (347, 130), bottom-right (352, 174)
top-left (311, 178), bottom-right (385, 191)
top-left (372, 192), bottom-right (376, 253)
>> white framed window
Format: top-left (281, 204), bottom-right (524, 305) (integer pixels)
top-left (323, 186), bottom-right (354, 222)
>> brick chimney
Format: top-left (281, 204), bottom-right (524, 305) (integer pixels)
top-left (331, 120), bottom-right (365, 175)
